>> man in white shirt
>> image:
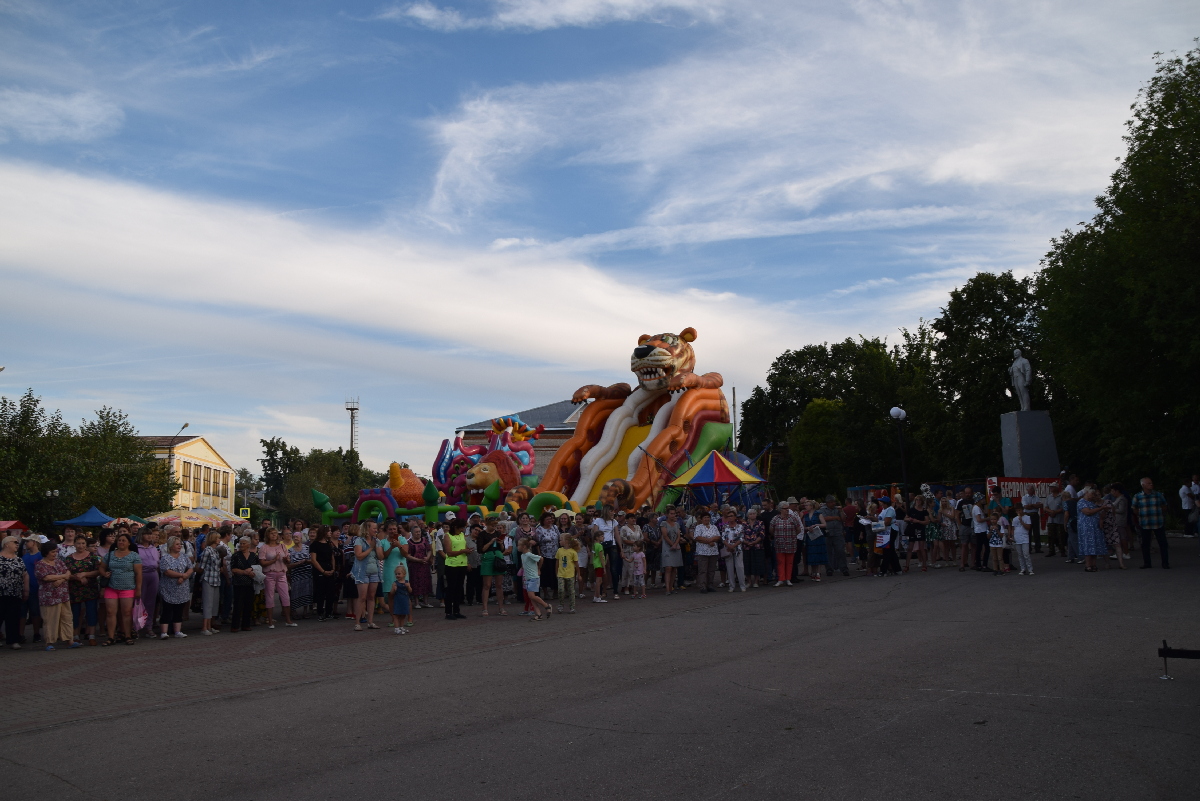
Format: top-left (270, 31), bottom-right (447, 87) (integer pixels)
top-left (1044, 490), bottom-right (1065, 557)
top-left (593, 506), bottom-right (620, 598)
top-left (971, 493), bottom-right (989, 571)
top-left (1021, 485), bottom-right (1044, 553)
top-left (1012, 512), bottom-right (1034, 575)
top-left (1180, 476), bottom-right (1197, 538)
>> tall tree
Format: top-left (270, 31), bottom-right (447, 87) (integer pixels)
top-left (1039, 44), bottom-right (1200, 481)
top-left (0, 390), bottom-right (177, 531)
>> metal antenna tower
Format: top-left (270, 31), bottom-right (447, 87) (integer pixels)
top-left (345, 398), bottom-right (360, 453)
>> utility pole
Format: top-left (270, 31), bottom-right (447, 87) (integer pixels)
top-left (346, 398), bottom-right (360, 453)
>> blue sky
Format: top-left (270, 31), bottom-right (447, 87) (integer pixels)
top-left (1, 0), bottom-right (1197, 477)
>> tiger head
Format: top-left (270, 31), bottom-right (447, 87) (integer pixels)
top-left (630, 328), bottom-right (697, 391)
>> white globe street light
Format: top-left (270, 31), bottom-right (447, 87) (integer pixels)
top-left (889, 407), bottom-right (908, 493)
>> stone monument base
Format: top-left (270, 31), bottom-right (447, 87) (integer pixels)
top-left (1001, 410), bottom-right (1060, 478)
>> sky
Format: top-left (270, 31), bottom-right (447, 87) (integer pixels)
top-left (1, 0), bottom-right (1197, 478)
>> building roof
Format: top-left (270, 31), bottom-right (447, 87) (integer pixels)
top-left (459, 399), bottom-right (583, 433)
top-left (140, 435), bottom-right (202, 449)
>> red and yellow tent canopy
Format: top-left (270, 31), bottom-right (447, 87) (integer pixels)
top-left (668, 451), bottom-right (762, 487)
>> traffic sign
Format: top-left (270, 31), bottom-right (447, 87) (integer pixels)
top-left (239, 508), bottom-right (251, 519)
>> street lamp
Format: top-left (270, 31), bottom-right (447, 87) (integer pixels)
top-left (169, 423), bottom-right (189, 501)
top-left (889, 407), bottom-right (909, 497)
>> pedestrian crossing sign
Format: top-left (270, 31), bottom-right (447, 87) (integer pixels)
top-left (239, 507), bottom-right (251, 518)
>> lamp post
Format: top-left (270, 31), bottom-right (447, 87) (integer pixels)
top-left (889, 407), bottom-right (908, 498)
top-left (169, 423), bottom-right (189, 504)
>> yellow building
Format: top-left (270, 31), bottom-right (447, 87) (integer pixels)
top-left (141, 436), bottom-right (235, 513)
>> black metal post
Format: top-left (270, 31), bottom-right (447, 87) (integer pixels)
top-left (894, 420), bottom-right (908, 498)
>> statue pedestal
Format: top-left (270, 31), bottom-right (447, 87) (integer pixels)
top-left (1001, 411), bottom-right (1060, 478)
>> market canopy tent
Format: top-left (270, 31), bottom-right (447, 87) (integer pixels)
top-left (146, 508), bottom-right (219, 528)
top-left (0, 521), bottom-right (29, 533)
top-left (54, 506), bottom-right (114, 527)
top-left (668, 451), bottom-right (763, 487)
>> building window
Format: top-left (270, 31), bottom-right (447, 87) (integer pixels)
top-left (203, 466), bottom-right (212, 497)
top-left (181, 461), bottom-right (191, 493)
top-left (193, 465), bottom-right (201, 494)
top-left (221, 471), bottom-right (230, 499)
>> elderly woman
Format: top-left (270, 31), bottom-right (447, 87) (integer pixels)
top-left (741, 509), bottom-right (766, 587)
top-left (158, 536), bottom-right (194, 639)
top-left (198, 532), bottom-right (224, 634)
top-left (1109, 483), bottom-right (1131, 568)
top-left (801, 500), bottom-right (827, 582)
top-left (283, 527), bottom-right (312, 622)
top-left (229, 536), bottom-right (260, 632)
top-left (99, 532), bottom-right (142, 645)
top-left (660, 507), bottom-right (683, 595)
top-left (720, 509), bottom-right (746, 592)
top-left (136, 527), bottom-right (161, 637)
top-left (35, 542), bottom-right (75, 650)
top-left (0, 536), bottom-right (29, 649)
top-left (1076, 488), bottom-right (1109, 572)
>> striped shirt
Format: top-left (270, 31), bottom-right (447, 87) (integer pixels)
top-left (1131, 490), bottom-right (1167, 529)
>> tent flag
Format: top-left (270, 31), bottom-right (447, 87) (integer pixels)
top-left (668, 451), bottom-right (762, 487)
top-left (53, 506), bottom-right (115, 526)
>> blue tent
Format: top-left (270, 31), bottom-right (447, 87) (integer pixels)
top-left (54, 506), bottom-right (115, 527)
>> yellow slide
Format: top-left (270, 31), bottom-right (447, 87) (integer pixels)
top-left (584, 424), bottom-right (651, 506)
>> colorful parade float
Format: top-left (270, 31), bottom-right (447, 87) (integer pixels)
top-left (313, 327), bottom-right (748, 523)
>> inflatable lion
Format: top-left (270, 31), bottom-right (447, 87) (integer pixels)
top-left (535, 327), bottom-right (730, 510)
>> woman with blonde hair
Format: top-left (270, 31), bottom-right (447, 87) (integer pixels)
top-left (258, 528), bottom-right (293, 629)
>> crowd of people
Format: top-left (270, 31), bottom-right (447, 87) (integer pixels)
top-left (0, 473), bottom-right (1189, 650)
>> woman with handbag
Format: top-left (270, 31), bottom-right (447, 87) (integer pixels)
top-left (136, 527), bottom-right (161, 638)
top-left (801, 501), bottom-right (827, 583)
top-left (98, 532), bottom-right (142, 646)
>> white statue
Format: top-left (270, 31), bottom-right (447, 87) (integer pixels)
top-left (1009, 348), bottom-right (1031, 412)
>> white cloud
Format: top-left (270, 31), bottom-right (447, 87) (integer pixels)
top-left (420, 0), bottom-right (1187, 250)
top-left (0, 160), bottom-right (893, 469)
top-left (0, 88), bottom-right (123, 142)
top-left (381, 0), bottom-right (726, 32)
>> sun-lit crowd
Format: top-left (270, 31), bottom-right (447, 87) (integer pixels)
top-left (0, 472), bottom-right (1184, 649)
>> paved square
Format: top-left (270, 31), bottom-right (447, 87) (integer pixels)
top-left (1, 549), bottom-right (1197, 800)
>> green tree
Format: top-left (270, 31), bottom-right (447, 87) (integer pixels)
top-left (0, 389), bottom-right (177, 531)
top-left (1039, 44), bottom-right (1200, 482)
top-left (260, 438), bottom-right (389, 523)
top-left (787, 399), bottom-right (849, 498)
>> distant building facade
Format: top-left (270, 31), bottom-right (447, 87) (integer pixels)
top-left (141, 436), bottom-right (235, 513)
top-left (457, 400), bottom-right (581, 481)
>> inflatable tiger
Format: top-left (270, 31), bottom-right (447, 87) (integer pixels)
top-left (537, 327), bottom-right (729, 510)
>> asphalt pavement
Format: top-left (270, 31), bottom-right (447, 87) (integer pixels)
top-left (1, 544), bottom-right (1197, 801)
